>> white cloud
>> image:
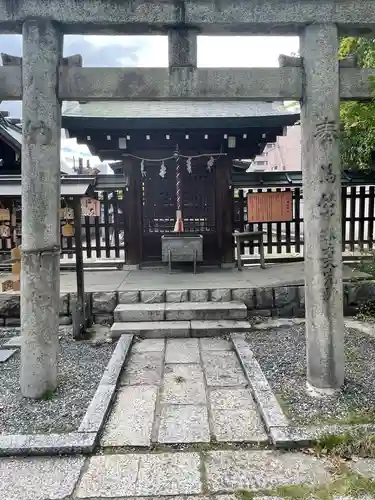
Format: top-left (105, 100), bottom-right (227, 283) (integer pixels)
top-left (83, 35), bottom-right (299, 67)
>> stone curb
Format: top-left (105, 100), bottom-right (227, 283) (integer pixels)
top-left (231, 333), bottom-right (289, 433)
top-left (0, 334), bottom-right (133, 457)
top-left (270, 423), bottom-right (375, 448)
top-left (79, 334), bottom-right (133, 433)
top-left (0, 432), bottom-right (96, 457)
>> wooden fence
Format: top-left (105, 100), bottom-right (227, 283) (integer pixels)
top-left (0, 190), bottom-right (128, 264)
top-left (1, 181), bottom-right (375, 265)
top-left (233, 185), bottom-right (375, 261)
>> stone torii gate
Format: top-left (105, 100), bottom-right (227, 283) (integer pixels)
top-left (1, 0), bottom-right (374, 398)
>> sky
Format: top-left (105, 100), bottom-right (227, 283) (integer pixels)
top-left (0, 34), bottom-right (299, 117)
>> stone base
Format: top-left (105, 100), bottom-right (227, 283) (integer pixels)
top-left (306, 381), bottom-right (341, 398)
top-left (0, 280), bottom-right (373, 328)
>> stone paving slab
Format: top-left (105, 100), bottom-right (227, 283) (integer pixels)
top-left (199, 338), bottom-right (232, 351)
top-left (202, 351), bottom-right (247, 387)
top-left (209, 388), bottom-right (255, 410)
top-left (132, 339), bottom-right (165, 353)
top-left (158, 405), bottom-right (210, 444)
top-left (161, 364), bottom-right (206, 405)
top-left (205, 450), bottom-right (331, 492)
top-left (77, 452), bottom-right (202, 498)
top-left (211, 408), bottom-right (267, 442)
top-left (114, 303), bottom-right (166, 322)
top-left (120, 351), bottom-right (164, 386)
top-left (101, 386), bottom-right (157, 447)
top-left (0, 349), bottom-right (17, 362)
top-left (111, 321), bottom-right (190, 339)
top-left (165, 338), bottom-right (200, 363)
top-left (164, 301), bottom-right (247, 321)
top-left (350, 458), bottom-right (375, 479)
top-left (191, 320), bottom-right (251, 337)
top-left (0, 456), bottom-right (84, 500)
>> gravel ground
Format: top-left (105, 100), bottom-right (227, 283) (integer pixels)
top-left (245, 325), bottom-right (375, 425)
top-left (0, 333), bottom-right (115, 435)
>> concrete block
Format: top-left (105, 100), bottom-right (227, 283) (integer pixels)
top-left (166, 290), bottom-right (189, 302)
top-left (140, 290), bottom-right (165, 303)
top-left (189, 289), bottom-right (209, 302)
top-left (232, 289), bottom-right (255, 308)
top-left (92, 292), bottom-right (117, 314)
top-left (211, 288), bottom-right (232, 302)
top-left (273, 286), bottom-right (298, 307)
top-left (118, 290), bottom-right (140, 304)
top-left (114, 303), bottom-right (165, 322)
top-left (256, 287), bottom-right (273, 309)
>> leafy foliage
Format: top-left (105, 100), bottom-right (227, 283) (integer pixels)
top-left (339, 37), bottom-right (375, 170)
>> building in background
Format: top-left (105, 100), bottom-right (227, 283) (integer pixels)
top-left (250, 125), bottom-right (301, 172)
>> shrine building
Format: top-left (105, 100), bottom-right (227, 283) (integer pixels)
top-left (62, 100), bottom-right (298, 266)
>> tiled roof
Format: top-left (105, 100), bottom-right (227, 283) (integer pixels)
top-left (62, 100), bottom-right (295, 119)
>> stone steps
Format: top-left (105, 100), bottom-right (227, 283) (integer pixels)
top-left (113, 301), bottom-right (247, 322)
top-left (110, 319), bottom-right (251, 339)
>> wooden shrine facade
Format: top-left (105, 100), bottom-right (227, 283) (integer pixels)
top-left (63, 101), bottom-right (298, 264)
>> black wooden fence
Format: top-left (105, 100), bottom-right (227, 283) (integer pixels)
top-left (0, 190), bottom-right (128, 263)
top-left (233, 185), bottom-right (375, 261)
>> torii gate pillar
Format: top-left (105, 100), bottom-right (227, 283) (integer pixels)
top-left (301, 23), bottom-right (345, 395)
top-left (20, 19), bottom-right (62, 398)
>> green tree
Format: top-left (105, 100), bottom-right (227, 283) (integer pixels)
top-left (340, 37), bottom-right (375, 170)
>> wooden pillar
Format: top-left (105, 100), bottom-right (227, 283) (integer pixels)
top-left (216, 158), bottom-right (234, 266)
top-left (20, 19), bottom-right (62, 398)
top-left (124, 160), bottom-right (142, 266)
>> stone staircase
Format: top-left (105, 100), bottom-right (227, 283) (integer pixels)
top-left (110, 300), bottom-right (250, 338)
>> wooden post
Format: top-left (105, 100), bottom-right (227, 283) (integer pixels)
top-left (72, 196), bottom-right (87, 339)
top-left (216, 158), bottom-right (234, 265)
top-left (124, 160), bottom-right (142, 265)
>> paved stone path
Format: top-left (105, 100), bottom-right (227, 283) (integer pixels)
top-left (3, 450), bottom-right (375, 499)
top-left (101, 337), bottom-right (267, 446)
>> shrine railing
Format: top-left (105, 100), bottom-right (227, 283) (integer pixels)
top-left (0, 189), bottom-right (128, 265)
top-left (233, 184), bottom-right (375, 262)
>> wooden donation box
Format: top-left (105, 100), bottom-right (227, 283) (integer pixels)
top-left (247, 191), bottom-right (293, 223)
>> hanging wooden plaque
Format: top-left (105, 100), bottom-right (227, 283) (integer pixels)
top-left (247, 191), bottom-right (293, 223)
top-left (0, 224), bottom-right (10, 238)
top-left (60, 207), bottom-right (74, 220)
top-left (81, 197), bottom-right (100, 217)
top-left (62, 223), bottom-right (74, 237)
top-left (0, 208), bottom-right (10, 221)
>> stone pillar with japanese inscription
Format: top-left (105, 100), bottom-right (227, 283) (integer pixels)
top-left (20, 19), bottom-right (62, 398)
top-left (300, 24), bottom-right (344, 395)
